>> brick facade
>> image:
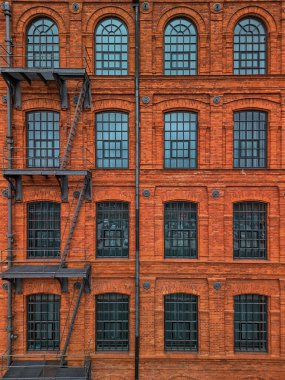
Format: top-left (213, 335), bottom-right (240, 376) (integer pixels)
top-left (0, 0), bottom-right (285, 379)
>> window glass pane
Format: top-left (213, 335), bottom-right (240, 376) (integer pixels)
top-left (96, 293), bottom-right (129, 351)
top-left (96, 202), bottom-right (129, 258)
top-left (27, 111), bottom-right (60, 168)
top-left (95, 18), bottom-right (128, 75)
top-left (233, 202), bottom-right (266, 259)
top-left (164, 111), bottom-right (197, 169)
top-left (96, 112), bottom-right (128, 168)
top-left (164, 293), bottom-right (198, 351)
top-left (234, 294), bottom-right (267, 351)
top-left (26, 18), bottom-right (59, 68)
top-left (233, 110), bottom-right (267, 168)
top-left (164, 18), bottom-right (197, 75)
top-left (165, 202), bottom-right (197, 258)
top-left (27, 294), bottom-right (60, 350)
top-left (233, 18), bottom-right (266, 75)
top-left (27, 202), bottom-right (60, 258)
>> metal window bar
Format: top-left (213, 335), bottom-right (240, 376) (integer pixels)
top-left (27, 111), bottom-right (60, 168)
top-left (234, 17), bottom-right (266, 75)
top-left (164, 293), bottom-right (198, 351)
top-left (233, 110), bottom-right (267, 168)
top-left (164, 111), bottom-right (197, 169)
top-left (164, 202), bottom-right (197, 258)
top-left (96, 111), bottom-right (129, 168)
top-left (96, 202), bottom-right (129, 258)
top-left (27, 202), bottom-right (60, 259)
top-left (27, 294), bottom-right (60, 351)
top-left (234, 294), bottom-right (267, 352)
top-left (95, 18), bottom-right (128, 75)
top-left (164, 18), bottom-right (197, 75)
top-left (26, 17), bottom-right (59, 69)
top-left (233, 202), bottom-right (267, 259)
top-left (96, 293), bottom-right (129, 351)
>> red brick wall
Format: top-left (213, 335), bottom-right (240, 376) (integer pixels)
top-left (0, 0), bottom-right (285, 379)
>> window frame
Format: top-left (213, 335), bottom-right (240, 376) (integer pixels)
top-left (233, 110), bottom-right (267, 169)
top-left (27, 201), bottom-right (61, 259)
top-left (26, 17), bottom-right (59, 69)
top-left (164, 111), bottom-right (198, 169)
top-left (233, 17), bottom-right (267, 75)
top-left (95, 17), bottom-right (129, 76)
top-left (95, 293), bottom-right (129, 351)
top-left (164, 17), bottom-right (198, 76)
top-left (27, 293), bottom-right (60, 351)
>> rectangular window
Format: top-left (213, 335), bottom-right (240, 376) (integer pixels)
top-left (96, 112), bottom-right (128, 168)
top-left (27, 202), bottom-right (60, 258)
top-left (234, 111), bottom-right (267, 168)
top-left (96, 293), bottom-right (129, 351)
top-left (164, 111), bottom-right (197, 169)
top-left (96, 202), bottom-right (129, 258)
top-left (233, 202), bottom-right (266, 259)
top-left (164, 202), bottom-right (197, 258)
top-left (27, 294), bottom-right (60, 351)
top-left (234, 294), bottom-right (267, 352)
top-left (27, 111), bottom-right (60, 168)
top-left (165, 293), bottom-right (198, 351)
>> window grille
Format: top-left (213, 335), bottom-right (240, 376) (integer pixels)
top-left (95, 18), bottom-right (128, 75)
top-left (164, 18), bottom-right (197, 75)
top-left (165, 202), bottom-right (197, 258)
top-left (164, 111), bottom-right (197, 169)
top-left (165, 293), bottom-right (198, 351)
top-left (27, 111), bottom-right (60, 168)
top-left (96, 202), bottom-right (129, 258)
top-left (234, 110), bottom-right (267, 168)
top-left (96, 293), bottom-right (129, 351)
top-left (96, 111), bottom-right (128, 168)
top-left (234, 18), bottom-right (266, 75)
top-left (233, 202), bottom-right (266, 259)
top-left (27, 294), bottom-right (60, 351)
top-left (234, 294), bottom-right (267, 352)
top-left (26, 17), bottom-right (59, 68)
top-left (27, 202), bottom-right (60, 258)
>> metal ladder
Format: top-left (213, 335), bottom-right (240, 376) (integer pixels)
top-left (60, 175), bottom-right (90, 267)
top-left (60, 76), bottom-right (90, 170)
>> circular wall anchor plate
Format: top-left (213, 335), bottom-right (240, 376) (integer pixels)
top-left (212, 190), bottom-right (220, 198)
top-left (214, 282), bottom-right (221, 290)
top-left (213, 3), bottom-right (222, 12)
top-left (142, 2), bottom-right (150, 11)
top-left (2, 188), bottom-right (8, 198)
top-left (142, 96), bottom-right (150, 104)
top-left (73, 191), bottom-right (81, 199)
top-left (213, 96), bottom-right (221, 104)
top-left (143, 281), bottom-right (151, 290)
top-left (142, 189), bottom-right (151, 197)
top-left (72, 2), bottom-right (80, 11)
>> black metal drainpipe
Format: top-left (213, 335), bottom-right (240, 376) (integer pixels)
top-left (133, 0), bottom-right (140, 379)
top-left (2, 0), bottom-right (13, 368)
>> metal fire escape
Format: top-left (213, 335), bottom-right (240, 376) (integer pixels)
top-left (0, 27), bottom-right (92, 379)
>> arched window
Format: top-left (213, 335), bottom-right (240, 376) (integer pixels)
top-left (27, 201), bottom-right (60, 258)
top-left (234, 110), bottom-right (267, 168)
top-left (96, 293), bottom-right (129, 351)
top-left (164, 111), bottom-right (197, 169)
top-left (27, 294), bottom-right (60, 350)
top-left (233, 202), bottom-right (267, 259)
top-left (164, 18), bottom-right (197, 75)
top-left (164, 293), bottom-right (198, 351)
top-left (27, 111), bottom-right (60, 168)
top-left (96, 111), bottom-right (129, 168)
top-left (96, 201), bottom-right (129, 258)
top-left (234, 17), bottom-right (266, 75)
top-left (95, 18), bottom-right (128, 75)
top-left (26, 17), bottom-right (59, 68)
top-left (164, 201), bottom-right (197, 258)
top-left (234, 294), bottom-right (267, 352)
